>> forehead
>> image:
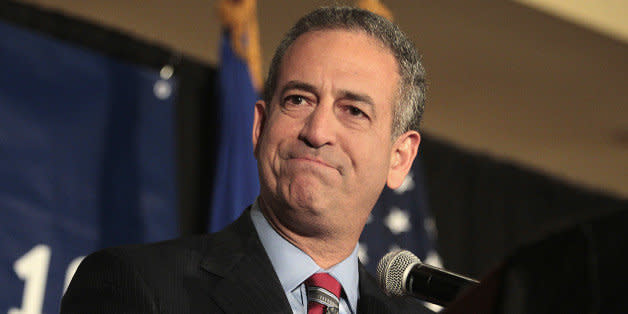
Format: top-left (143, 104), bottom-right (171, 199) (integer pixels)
top-left (275, 29), bottom-right (399, 106)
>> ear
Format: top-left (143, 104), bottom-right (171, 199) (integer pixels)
top-left (252, 100), bottom-right (267, 158)
top-left (386, 131), bottom-right (421, 189)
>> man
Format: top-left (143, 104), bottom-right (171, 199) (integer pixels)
top-left (62, 6), bottom-right (429, 313)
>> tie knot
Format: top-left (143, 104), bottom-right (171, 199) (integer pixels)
top-left (305, 273), bottom-right (342, 314)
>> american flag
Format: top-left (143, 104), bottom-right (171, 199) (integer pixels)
top-left (359, 157), bottom-right (442, 311)
top-left (359, 157), bottom-right (441, 274)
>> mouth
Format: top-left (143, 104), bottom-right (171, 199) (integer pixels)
top-left (291, 156), bottom-right (335, 170)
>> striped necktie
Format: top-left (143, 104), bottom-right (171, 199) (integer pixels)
top-left (305, 273), bottom-right (342, 314)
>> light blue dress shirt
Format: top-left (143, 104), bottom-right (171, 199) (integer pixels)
top-left (250, 200), bottom-right (359, 314)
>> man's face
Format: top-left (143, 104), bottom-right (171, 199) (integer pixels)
top-left (253, 29), bottom-right (417, 235)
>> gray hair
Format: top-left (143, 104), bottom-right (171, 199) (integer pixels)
top-left (263, 6), bottom-right (426, 137)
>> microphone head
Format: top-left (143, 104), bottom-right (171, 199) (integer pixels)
top-left (376, 249), bottom-right (421, 296)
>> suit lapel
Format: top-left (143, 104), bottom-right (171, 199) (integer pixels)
top-left (357, 264), bottom-right (396, 314)
top-left (200, 210), bottom-right (292, 313)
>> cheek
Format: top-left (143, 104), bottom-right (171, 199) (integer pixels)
top-left (259, 119), bottom-right (293, 176)
top-left (264, 114), bottom-right (301, 152)
top-left (347, 136), bottom-right (391, 181)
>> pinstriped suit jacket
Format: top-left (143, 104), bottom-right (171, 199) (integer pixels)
top-left (61, 209), bottom-right (429, 313)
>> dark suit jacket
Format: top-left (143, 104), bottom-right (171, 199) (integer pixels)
top-left (61, 210), bottom-right (429, 313)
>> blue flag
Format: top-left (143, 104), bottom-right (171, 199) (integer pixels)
top-left (0, 21), bottom-right (178, 313)
top-left (209, 31), bottom-right (260, 232)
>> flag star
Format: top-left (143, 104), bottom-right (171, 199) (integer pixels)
top-left (424, 250), bottom-right (443, 268)
top-left (153, 80), bottom-right (172, 99)
top-left (424, 301), bottom-right (444, 313)
top-left (393, 173), bottom-right (414, 194)
top-left (388, 244), bottom-right (401, 253)
top-left (384, 207), bottom-right (411, 235)
top-left (358, 242), bottom-right (369, 265)
top-left (423, 217), bottom-right (438, 239)
top-left (366, 213), bottom-right (373, 224)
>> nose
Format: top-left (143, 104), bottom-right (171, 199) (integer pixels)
top-left (298, 102), bottom-right (336, 148)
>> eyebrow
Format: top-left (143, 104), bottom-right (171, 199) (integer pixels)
top-left (279, 80), bottom-right (375, 108)
top-left (338, 90), bottom-right (375, 108)
top-left (279, 81), bottom-right (318, 97)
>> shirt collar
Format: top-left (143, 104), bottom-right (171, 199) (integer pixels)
top-left (250, 199), bottom-right (360, 312)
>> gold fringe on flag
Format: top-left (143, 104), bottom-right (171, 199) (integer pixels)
top-left (356, 0), bottom-right (394, 22)
top-left (216, 0), bottom-right (263, 92)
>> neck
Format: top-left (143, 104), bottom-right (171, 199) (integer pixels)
top-left (258, 197), bottom-right (361, 269)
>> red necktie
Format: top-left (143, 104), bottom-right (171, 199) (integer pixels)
top-left (305, 273), bottom-right (342, 314)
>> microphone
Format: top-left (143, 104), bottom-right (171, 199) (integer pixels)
top-left (376, 250), bottom-right (479, 307)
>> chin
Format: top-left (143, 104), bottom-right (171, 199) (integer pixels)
top-left (284, 177), bottom-right (332, 211)
top-left (288, 191), bottom-right (325, 213)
